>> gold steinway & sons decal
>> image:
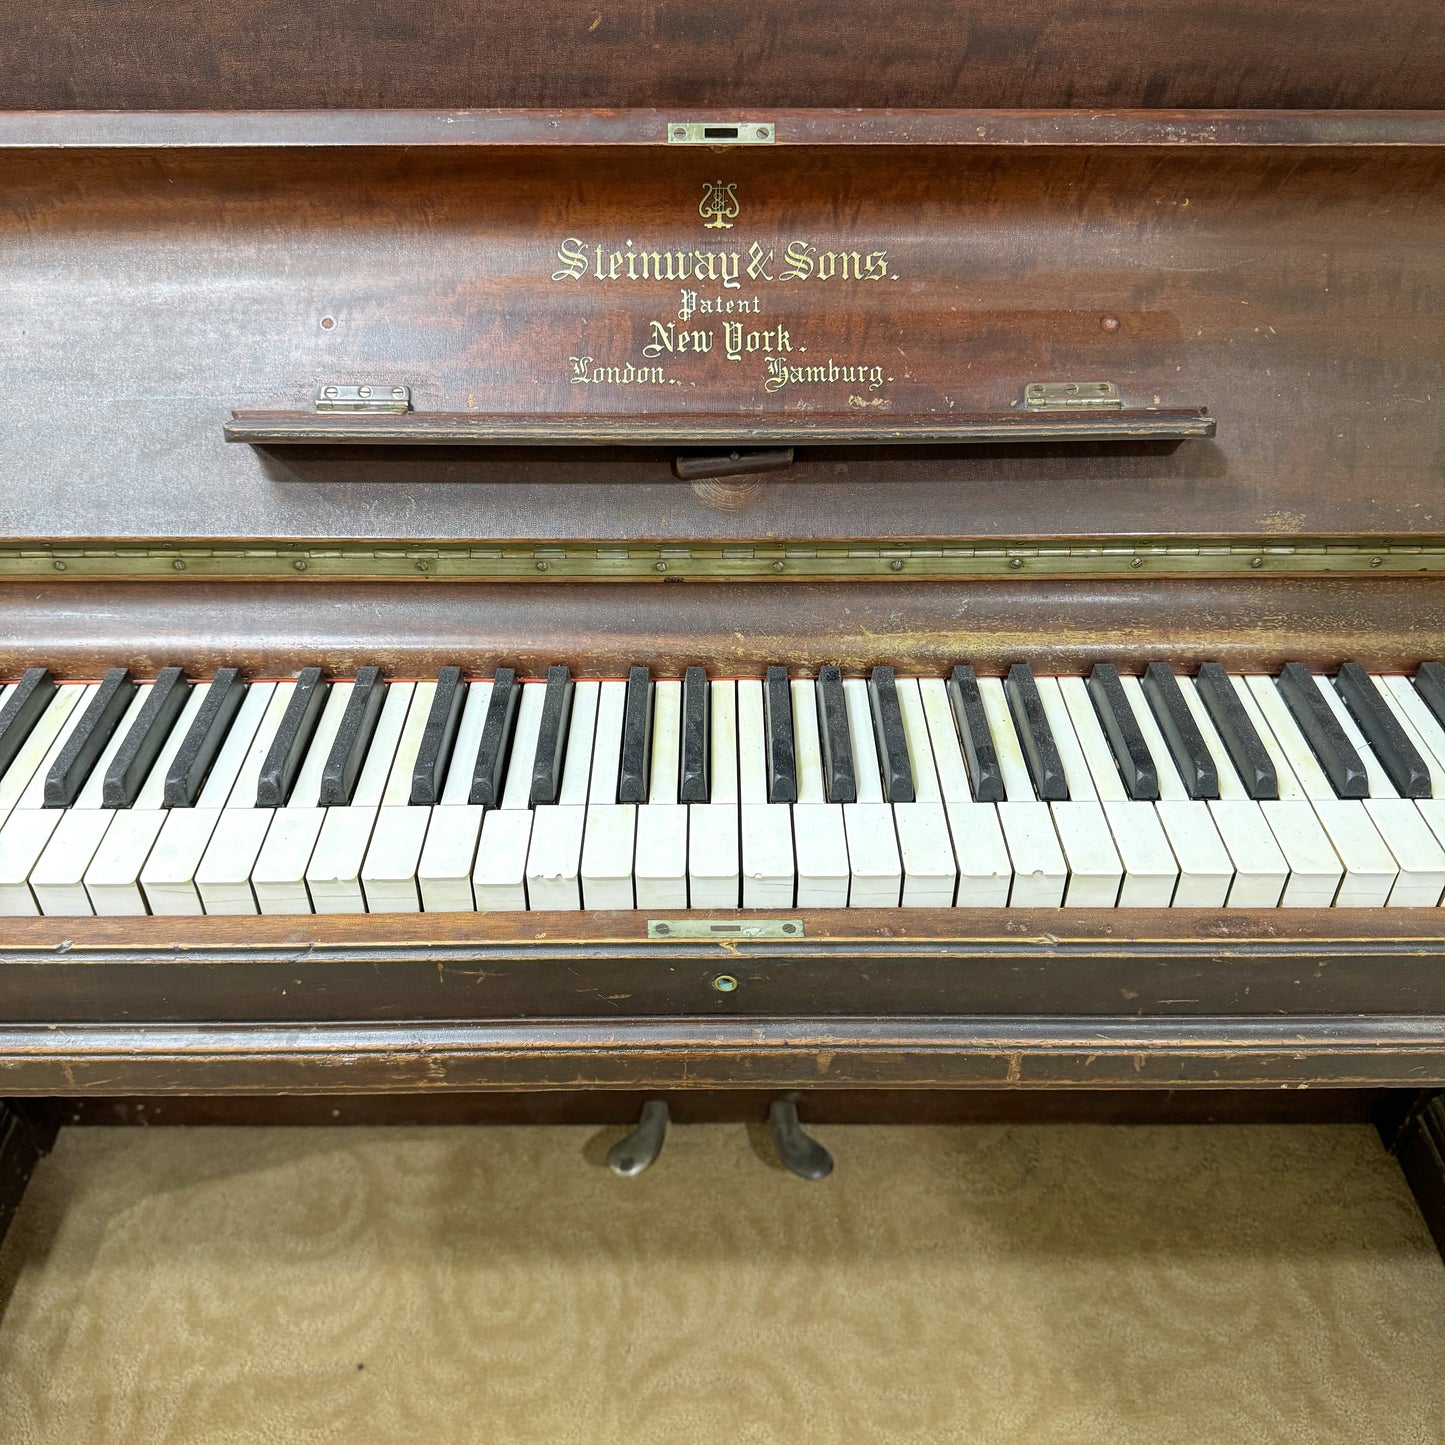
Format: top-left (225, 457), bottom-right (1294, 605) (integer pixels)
top-left (550, 183), bottom-right (900, 397)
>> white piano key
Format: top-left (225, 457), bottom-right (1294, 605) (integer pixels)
top-left (1117, 675), bottom-right (1233, 908)
top-left (790, 678), bottom-right (849, 907)
top-left (0, 685), bottom-right (98, 915)
top-left (251, 681), bottom-right (354, 915)
top-left (307, 681), bottom-right (414, 914)
top-left (1308, 674), bottom-right (1445, 907)
top-left (143, 681), bottom-right (277, 915)
top-left (917, 678), bottom-right (1011, 907)
top-left (840, 677), bottom-right (901, 907)
top-left (1057, 676), bottom-right (1178, 908)
top-left (474, 680), bottom-right (547, 910)
top-left (82, 682), bottom-right (220, 916)
top-left (1223, 678), bottom-right (1344, 908)
top-left (1244, 675), bottom-right (1395, 907)
top-left (1168, 676), bottom-right (1288, 909)
top-left (196, 680), bottom-right (297, 915)
top-left (417, 681), bottom-right (495, 912)
top-left (30, 682), bottom-right (156, 916)
top-left (1036, 678), bottom-right (1123, 908)
top-left (359, 681), bottom-right (438, 914)
top-left (739, 678), bottom-right (795, 908)
top-left (1376, 676), bottom-right (1445, 877)
top-left (975, 677), bottom-right (1066, 907)
top-left (689, 679), bottom-right (741, 909)
top-left (893, 678), bottom-right (959, 907)
top-left (526, 680), bottom-right (599, 912)
top-left (0, 686), bottom-right (85, 828)
top-left (635, 679), bottom-right (688, 910)
top-left (581, 679), bottom-right (635, 910)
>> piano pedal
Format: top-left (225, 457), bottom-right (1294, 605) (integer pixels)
top-left (768, 1099), bottom-right (834, 1181)
top-left (607, 1099), bottom-right (669, 1177)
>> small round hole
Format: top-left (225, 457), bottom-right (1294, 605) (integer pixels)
top-left (320, 316), bottom-right (335, 330)
top-left (713, 974), bottom-right (739, 993)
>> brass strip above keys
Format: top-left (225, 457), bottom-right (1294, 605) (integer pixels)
top-left (6, 538), bottom-right (1445, 583)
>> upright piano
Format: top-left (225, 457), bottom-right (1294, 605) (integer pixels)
top-left (1, 0), bottom-right (1443, 1213)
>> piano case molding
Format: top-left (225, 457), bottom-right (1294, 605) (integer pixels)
top-left (1, 911), bottom-right (1445, 1095)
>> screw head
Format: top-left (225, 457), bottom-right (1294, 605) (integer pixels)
top-left (172, 559), bottom-right (186, 571)
top-left (52, 559), bottom-right (66, 571)
top-left (1130, 557), bottom-right (1143, 569)
top-left (1250, 556), bottom-right (1264, 569)
top-left (655, 561), bottom-right (667, 573)
top-left (1008, 557), bottom-right (1023, 569)
top-left (294, 559), bottom-right (308, 572)
top-left (1370, 556), bottom-right (1383, 568)
top-left (889, 559), bottom-right (903, 571)
top-left (535, 560), bottom-right (549, 572)
top-left (323, 386), bottom-right (339, 398)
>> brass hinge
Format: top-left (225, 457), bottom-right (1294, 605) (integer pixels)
top-left (314, 384), bottom-right (411, 415)
top-left (1022, 381), bottom-right (1123, 411)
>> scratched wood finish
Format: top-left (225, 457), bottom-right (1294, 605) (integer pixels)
top-left (6, 110), bottom-right (1445, 150)
top-left (1, 908), bottom-right (1444, 1028)
top-left (2, 1017), bottom-right (1441, 1094)
top-left (2, 2), bottom-right (1442, 111)
top-left (9, 110), bottom-right (1445, 150)
top-left (0, 578), bottom-right (1438, 678)
top-left (1, 147), bottom-right (1443, 544)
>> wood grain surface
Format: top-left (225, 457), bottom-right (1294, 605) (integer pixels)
top-left (2, 0), bottom-right (1442, 111)
top-left (1, 146), bottom-right (1442, 544)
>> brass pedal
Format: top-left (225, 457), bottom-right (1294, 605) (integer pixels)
top-left (768, 1099), bottom-right (833, 1181)
top-left (607, 1100), bottom-right (670, 1177)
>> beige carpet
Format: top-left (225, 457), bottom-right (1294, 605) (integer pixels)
top-left (0, 1123), bottom-right (1441, 1444)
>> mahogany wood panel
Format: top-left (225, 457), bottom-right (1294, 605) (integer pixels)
top-left (2, 2), bottom-right (1442, 111)
top-left (0, 908), bottom-right (1443, 1027)
top-left (5, 110), bottom-right (1445, 150)
top-left (1, 1016), bottom-right (1441, 1094)
top-left (1, 147), bottom-right (1442, 544)
top-left (0, 578), bottom-right (1438, 677)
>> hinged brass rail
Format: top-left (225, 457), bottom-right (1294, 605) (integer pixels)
top-left (4, 539), bottom-right (1443, 583)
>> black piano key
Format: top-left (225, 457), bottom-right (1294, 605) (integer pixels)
top-left (319, 666), bottom-right (387, 806)
top-left (468, 667), bottom-right (521, 807)
top-left (101, 667), bottom-right (192, 808)
top-left (764, 666), bottom-right (798, 804)
top-left (409, 666), bottom-right (465, 806)
top-left (1004, 663), bottom-right (1067, 802)
top-left (1141, 662), bottom-right (1217, 799)
top-left (529, 665), bottom-right (575, 806)
top-left (946, 665), bottom-right (1004, 803)
top-left (44, 668), bottom-right (137, 808)
top-left (616, 666), bottom-right (653, 804)
top-left (867, 665), bottom-right (915, 804)
top-left (1276, 661), bottom-right (1368, 799)
top-left (815, 666), bottom-right (855, 804)
top-left (1334, 661), bottom-right (1431, 799)
top-left (163, 668), bottom-right (247, 808)
top-left (1194, 663), bottom-right (1277, 800)
top-left (679, 666), bottom-right (711, 803)
top-left (0, 668), bottom-right (58, 778)
top-left (1414, 662), bottom-right (1445, 731)
top-left (256, 667), bottom-right (330, 807)
top-left (1086, 663), bottom-right (1157, 801)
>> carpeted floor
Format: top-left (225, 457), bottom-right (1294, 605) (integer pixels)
top-left (0, 1123), bottom-right (1441, 1444)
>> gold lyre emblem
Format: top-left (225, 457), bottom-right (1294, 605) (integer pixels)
top-left (699, 181), bottom-right (740, 230)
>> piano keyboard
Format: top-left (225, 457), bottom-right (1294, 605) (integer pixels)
top-left (2, 661), bottom-right (1445, 915)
